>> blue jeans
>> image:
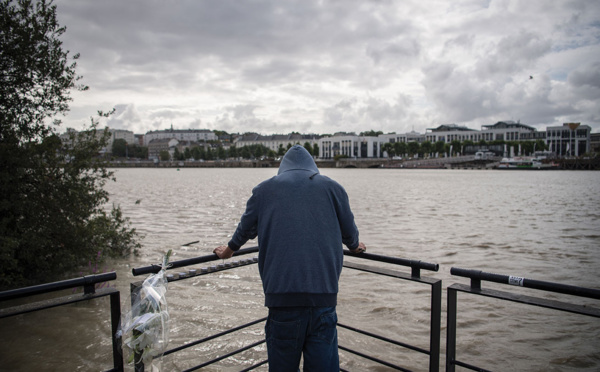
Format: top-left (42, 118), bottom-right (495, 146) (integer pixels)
top-left (265, 306), bottom-right (339, 372)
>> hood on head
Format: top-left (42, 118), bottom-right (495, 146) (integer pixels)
top-left (278, 145), bottom-right (319, 175)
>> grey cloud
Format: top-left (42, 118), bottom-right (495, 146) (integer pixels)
top-left (477, 30), bottom-right (552, 76)
top-left (568, 62), bottom-right (600, 90)
top-left (366, 38), bottom-right (421, 65)
top-left (52, 0), bottom-right (600, 134)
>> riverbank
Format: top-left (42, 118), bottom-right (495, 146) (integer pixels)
top-left (107, 156), bottom-right (600, 170)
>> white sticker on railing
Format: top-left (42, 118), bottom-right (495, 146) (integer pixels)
top-left (509, 276), bottom-right (524, 286)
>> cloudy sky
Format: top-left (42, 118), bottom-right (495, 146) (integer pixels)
top-left (54, 0), bottom-right (600, 136)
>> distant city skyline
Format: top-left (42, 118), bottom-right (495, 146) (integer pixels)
top-left (54, 0), bottom-right (600, 136)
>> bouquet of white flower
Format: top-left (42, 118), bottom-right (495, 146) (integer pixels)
top-left (118, 250), bottom-right (172, 370)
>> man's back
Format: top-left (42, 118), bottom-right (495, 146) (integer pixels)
top-left (228, 145), bottom-right (360, 307)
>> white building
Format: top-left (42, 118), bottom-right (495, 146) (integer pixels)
top-left (108, 128), bottom-right (136, 145)
top-left (144, 128), bottom-right (216, 145)
top-left (318, 133), bottom-right (382, 159)
top-left (546, 123), bottom-right (591, 157)
top-left (424, 121), bottom-right (543, 144)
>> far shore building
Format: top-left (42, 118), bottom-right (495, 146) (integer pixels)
top-left (234, 133), bottom-right (321, 153)
top-left (147, 138), bottom-right (179, 161)
top-left (424, 121), bottom-right (544, 144)
top-left (546, 123), bottom-right (591, 157)
top-left (319, 133), bottom-right (382, 159)
top-left (144, 128), bottom-right (216, 146)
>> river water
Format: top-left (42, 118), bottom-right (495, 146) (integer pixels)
top-left (1, 168), bottom-right (599, 371)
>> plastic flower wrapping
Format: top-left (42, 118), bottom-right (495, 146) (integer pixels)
top-left (117, 250), bottom-right (172, 369)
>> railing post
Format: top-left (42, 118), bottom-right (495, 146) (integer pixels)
top-left (446, 287), bottom-right (457, 372)
top-left (429, 280), bottom-right (441, 372)
top-left (110, 291), bottom-right (124, 371)
top-left (130, 282), bottom-right (145, 372)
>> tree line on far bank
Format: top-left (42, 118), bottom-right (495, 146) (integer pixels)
top-left (112, 139), bottom-right (319, 161)
top-left (111, 137), bottom-right (550, 162)
top-left (381, 138), bottom-right (548, 159)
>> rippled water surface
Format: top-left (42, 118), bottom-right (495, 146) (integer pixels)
top-left (2, 168), bottom-right (599, 371)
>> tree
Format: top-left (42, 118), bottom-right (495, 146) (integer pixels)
top-left (434, 141), bottom-right (446, 155)
top-left (450, 140), bottom-right (462, 155)
top-left (407, 141), bottom-right (420, 156)
top-left (382, 143), bottom-right (395, 158)
top-left (303, 142), bottom-right (313, 155)
top-left (1, 0), bottom-right (140, 289)
top-left (159, 150), bottom-right (170, 161)
top-left (395, 142), bottom-right (408, 157)
top-left (228, 145), bottom-right (238, 159)
top-left (420, 141), bottom-right (432, 158)
top-left (173, 147), bottom-right (182, 161)
top-left (217, 146), bottom-right (226, 160)
top-left (360, 130), bottom-right (383, 137)
top-left (111, 138), bottom-right (127, 157)
top-left (240, 146), bottom-right (251, 159)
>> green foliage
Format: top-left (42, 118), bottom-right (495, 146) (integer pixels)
top-left (359, 130), bottom-right (383, 137)
top-left (0, 0), bottom-right (140, 289)
top-left (334, 154), bottom-right (349, 161)
top-left (420, 141), bottom-right (432, 156)
top-left (434, 141), bottom-right (446, 154)
top-left (159, 150), bottom-right (170, 161)
top-left (407, 141), bottom-right (420, 156)
top-left (112, 138), bottom-right (127, 157)
top-left (394, 142), bottom-right (408, 156)
top-left (381, 142), bottom-right (395, 157)
top-left (303, 142), bottom-right (313, 155)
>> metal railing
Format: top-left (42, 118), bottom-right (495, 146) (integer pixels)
top-left (0, 273), bottom-right (123, 372)
top-left (446, 267), bottom-right (600, 372)
top-left (131, 247), bottom-right (442, 371)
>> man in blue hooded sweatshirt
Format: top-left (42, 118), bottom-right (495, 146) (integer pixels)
top-left (214, 144), bottom-right (366, 371)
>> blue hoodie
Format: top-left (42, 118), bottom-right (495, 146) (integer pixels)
top-left (228, 145), bottom-right (360, 307)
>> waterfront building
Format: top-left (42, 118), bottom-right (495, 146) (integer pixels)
top-left (59, 127), bottom-right (136, 155)
top-left (425, 124), bottom-right (479, 143)
top-left (379, 130), bottom-right (425, 144)
top-left (424, 121), bottom-right (542, 144)
top-left (591, 132), bottom-right (600, 153)
top-left (144, 128), bottom-right (216, 146)
top-left (546, 123), bottom-right (591, 157)
top-left (108, 128), bottom-right (136, 145)
top-left (319, 133), bottom-right (382, 159)
top-left (147, 138), bottom-right (179, 161)
top-left (234, 133), bottom-right (321, 153)
top-left (480, 121), bottom-right (541, 142)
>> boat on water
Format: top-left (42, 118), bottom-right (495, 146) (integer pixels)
top-left (497, 157), bottom-right (559, 170)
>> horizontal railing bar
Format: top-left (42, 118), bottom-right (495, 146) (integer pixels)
top-left (451, 267), bottom-right (600, 299)
top-left (0, 272), bottom-right (117, 302)
top-left (343, 261), bottom-right (441, 286)
top-left (181, 339), bottom-right (265, 372)
top-left (164, 317), bottom-right (267, 356)
top-left (338, 344), bottom-right (412, 372)
top-left (450, 283), bottom-right (600, 318)
top-left (338, 322), bottom-right (429, 355)
top-left (132, 246), bottom-right (260, 276)
top-left (134, 247), bottom-right (438, 277)
top-left (0, 287), bottom-right (119, 319)
top-left (344, 250), bottom-right (439, 272)
top-left (238, 359), bottom-right (269, 372)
